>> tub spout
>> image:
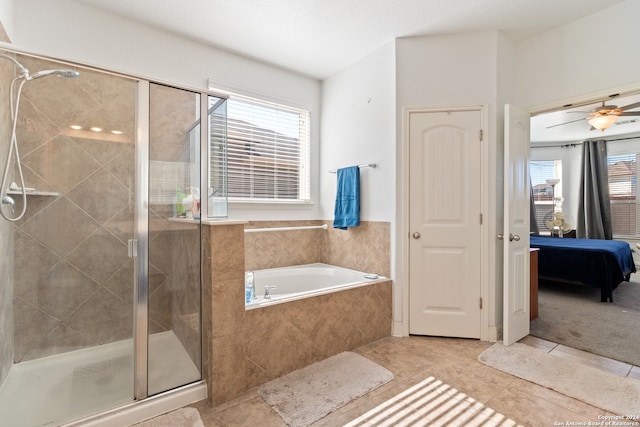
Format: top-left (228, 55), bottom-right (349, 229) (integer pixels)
top-left (264, 285), bottom-right (276, 300)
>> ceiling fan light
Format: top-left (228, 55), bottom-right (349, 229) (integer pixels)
top-left (588, 114), bottom-right (619, 131)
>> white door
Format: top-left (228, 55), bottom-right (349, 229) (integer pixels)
top-left (503, 104), bottom-right (531, 345)
top-left (408, 109), bottom-right (482, 338)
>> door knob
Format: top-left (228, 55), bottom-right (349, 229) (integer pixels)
top-left (412, 232), bottom-right (421, 239)
top-left (509, 234), bottom-right (520, 241)
top-left (497, 234), bottom-right (504, 240)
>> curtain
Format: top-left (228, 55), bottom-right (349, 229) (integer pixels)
top-left (529, 176), bottom-right (539, 235)
top-left (576, 140), bottom-right (612, 239)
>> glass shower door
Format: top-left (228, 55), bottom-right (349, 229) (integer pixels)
top-left (147, 83), bottom-right (202, 395)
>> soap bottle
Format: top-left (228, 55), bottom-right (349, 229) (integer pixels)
top-left (191, 187), bottom-right (200, 219)
top-left (176, 188), bottom-right (185, 217)
top-left (245, 271), bottom-right (255, 304)
top-left (184, 187), bottom-right (194, 219)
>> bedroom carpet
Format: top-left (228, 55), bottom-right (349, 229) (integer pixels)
top-left (478, 342), bottom-right (640, 416)
top-left (258, 351), bottom-right (394, 427)
top-left (530, 277), bottom-right (640, 367)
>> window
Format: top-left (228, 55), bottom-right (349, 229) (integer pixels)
top-left (530, 160), bottom-right (562, 233)
top-left (225, 94), bottom-right (310, 202)
top-left (608, 153), bottom-right (638, 237)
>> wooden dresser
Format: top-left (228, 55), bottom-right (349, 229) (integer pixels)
top-left (530, 248), bottom-right (539, 320)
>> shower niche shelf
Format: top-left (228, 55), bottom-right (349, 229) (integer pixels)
top-left (7, 190), bottom-right (61, 197)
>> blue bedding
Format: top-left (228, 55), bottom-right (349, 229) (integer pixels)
top-left (530, 235), bottom-right (636, 302)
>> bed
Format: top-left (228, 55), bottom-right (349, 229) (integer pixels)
top-left (529, 235), bottom-right (636, 302)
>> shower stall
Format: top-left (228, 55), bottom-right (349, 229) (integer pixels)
top-left (0, 50), bottom-right (227, 426)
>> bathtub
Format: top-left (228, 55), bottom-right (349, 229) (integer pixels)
top-left (245, 263), bottom-right (385, 309)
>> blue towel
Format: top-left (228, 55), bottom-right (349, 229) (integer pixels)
top-left (333, 166), bottom-right (360, 230)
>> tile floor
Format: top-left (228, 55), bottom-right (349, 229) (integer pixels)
top-left (189, 335), bottom-right (638, 426)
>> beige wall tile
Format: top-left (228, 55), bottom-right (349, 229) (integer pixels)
top-left (244, 220), bottom-right (326, 271)
top-left (210, 224), bottom-right (245, 282)
top-left (211, 279), bottom-right (244, 338)
top-left (323, 221), bottom-right (390, 277)
top-left (244, 220), bottom-right (390, 278)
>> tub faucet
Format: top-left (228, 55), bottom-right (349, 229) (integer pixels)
top-left (264, 285), bottom-right (276, 300)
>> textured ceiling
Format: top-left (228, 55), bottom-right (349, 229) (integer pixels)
top-left (72, 0), bottom-right (636, 142)
top-left (74, 0), bottom-right (623, 80)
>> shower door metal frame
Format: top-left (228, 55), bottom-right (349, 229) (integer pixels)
top-left (134, 80), bottom-right (150, 400)
top-left (199, 94), bottom-right (210, 220)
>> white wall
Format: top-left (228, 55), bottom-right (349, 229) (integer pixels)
top-left (395, 31), bottom-right (509, 336)
top-left (492, 32), bottom-right (517, 339)
top-left (515, 0), bottom-right (640, 110)
top-left (0, 0), bottom-right (12, 41)
top-left (320, 42), bottom-right (397, 330)
top-left (319, 42), bottom-right (396, 222)
top-left (11, 0), bottom-right (322, 221)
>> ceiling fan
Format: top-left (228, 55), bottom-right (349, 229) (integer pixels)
top-left (547, 100), bottom-right (640, 131)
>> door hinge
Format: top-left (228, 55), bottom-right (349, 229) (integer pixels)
top-left (480, 213), bottom-right (483, 224)
top-left (479, 297), bottom-right (483, 309)
top-left (128, 239), bottom-right (138, 258)
top-left (479, 129), bottom-right (483, 141)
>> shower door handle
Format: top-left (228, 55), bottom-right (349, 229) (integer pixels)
top-left (128, 239), bottom-right (138, 258)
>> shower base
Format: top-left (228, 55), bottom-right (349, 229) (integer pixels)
top-left (0, 331), bottom-right (201, 427)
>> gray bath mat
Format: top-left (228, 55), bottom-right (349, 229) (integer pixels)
top-left (478, 342), bottom-right (640, 416)
top-left (258, 351), bottom-right (394, 427)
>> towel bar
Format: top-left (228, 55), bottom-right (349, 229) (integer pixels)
top-left (329, 163), bottom-right (376, 173)
top-left (244, 224), bottom-right (329, 233)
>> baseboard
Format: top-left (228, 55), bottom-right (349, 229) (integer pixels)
top-left (488, 325), bottom-right (502, 342)
top-left (392, 320), bottom-right (407, 337)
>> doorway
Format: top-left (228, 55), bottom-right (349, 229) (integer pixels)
top-left (527, 91), bottom-right (640, 365)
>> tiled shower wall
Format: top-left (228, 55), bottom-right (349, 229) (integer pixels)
top-left (0, 52), bottom-right (14, 386)
top-left (244, 220), bottom-right (390, 277)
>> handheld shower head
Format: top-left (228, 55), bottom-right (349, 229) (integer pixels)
top-left (27, 69), bottom-right (80, 80)
top-left (0, 53), bottom-right (29, 78)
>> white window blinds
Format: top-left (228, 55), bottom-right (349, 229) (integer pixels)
top-left (226, 95), bottom-right (310, 202)
top-left (608, 153), bottom-right (638, 237)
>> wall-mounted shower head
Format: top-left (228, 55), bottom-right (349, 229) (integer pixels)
top-left (27, 69), bottom-right (80, 80)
